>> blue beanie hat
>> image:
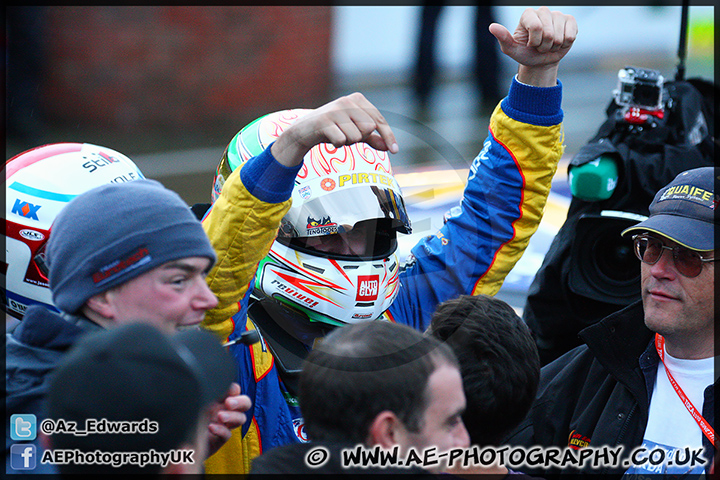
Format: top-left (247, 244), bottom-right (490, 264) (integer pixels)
top-left (46, 179), bottom-right (217, 313)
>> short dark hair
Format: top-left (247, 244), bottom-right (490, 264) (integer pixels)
top-left (299, 321), bottom-right (458, 444)
top-left (428, 294), bottom-right (539, 445)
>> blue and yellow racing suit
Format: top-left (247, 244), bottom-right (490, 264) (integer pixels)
top-left (201, 76), bottom-right (565, 473)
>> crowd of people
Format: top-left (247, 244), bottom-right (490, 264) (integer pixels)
top-left (4, 6), bottom-right (715, 479)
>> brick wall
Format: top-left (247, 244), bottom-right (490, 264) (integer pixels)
top-left (42, 6), bottom-right (332, 143)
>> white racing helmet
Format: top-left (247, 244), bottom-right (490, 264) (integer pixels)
top-left (213, 109), bottom-right (411, 326)
top-left (3, 143), bottom-right (144, 318)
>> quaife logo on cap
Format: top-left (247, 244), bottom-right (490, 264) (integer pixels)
top-left (658, 184), bottom-right (716, 210)
top-left (621, 167), bottom-right (715, 252)
top-left (92, 247), bottom-right (152, 286)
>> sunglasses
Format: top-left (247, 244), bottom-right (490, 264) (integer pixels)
top-left (632, 234), bottom-right (716, 278)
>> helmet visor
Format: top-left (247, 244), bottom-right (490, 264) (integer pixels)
top-left (283, 180), bottom-right (411, 238)
top-left (280, 218), bottom-right (398, 261)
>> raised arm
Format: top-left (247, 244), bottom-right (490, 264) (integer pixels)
top-left (388, 8), bottom-right (577, 330)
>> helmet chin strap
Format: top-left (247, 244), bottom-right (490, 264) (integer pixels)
top-left (248, 294), bottom-right (336, 396)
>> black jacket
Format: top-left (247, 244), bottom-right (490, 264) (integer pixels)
top-left (5, 305), bottom-right (102, 475)
top-left (506, 301), bottom-right (716, 477)
top-left (523, 79), bottom-right (716, 365)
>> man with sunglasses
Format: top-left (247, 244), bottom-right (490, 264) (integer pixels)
top-left (505, 167), bottom-right (716, 478)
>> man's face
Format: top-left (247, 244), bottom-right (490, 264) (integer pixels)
top-left (301, 228), bottom-right (368, 256)
top-left (641, 235), bottom-right (714, 358)
top-left (102, 256), bottom-right (218, 333)
top-left (298, 222), bottom-right (373, 257)
top-left (291, 219), bottom-right (395, 258)
top-left (397, 363), bottom-right (470, 471)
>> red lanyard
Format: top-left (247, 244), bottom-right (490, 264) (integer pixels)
top-left (655, 333), bottom-right (715, 445)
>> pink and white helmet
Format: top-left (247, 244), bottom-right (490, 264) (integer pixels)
top-left (213, 109), bottom-right (411, 326)
top-left (3, 143), bottom-right (144, 318)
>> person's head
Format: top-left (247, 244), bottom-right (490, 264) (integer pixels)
top-left (45, 179), bottom-right (218, 332)
top-left (3, 143), bottom-right (144, 319)
top-left (45, 322), bottom-right (235, 476)
top-left (212, 109), bottom-right (411, 327)
top-left (427, 294), bottom-right (540, 446)
top-left (622, 167), bottom-right (716, 358)
top-left (299, 321), bottom-right (469, 470)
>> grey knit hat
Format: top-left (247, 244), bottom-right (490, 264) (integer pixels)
top-left (46, 179), bottom-right (217, 313)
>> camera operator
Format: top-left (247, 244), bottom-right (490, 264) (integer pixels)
top-left (522, 69), bottom-right (715, 365)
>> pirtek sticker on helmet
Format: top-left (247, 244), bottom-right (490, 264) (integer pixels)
top-left (356, 275), bottom-right (380, 301)
top-left (12, 200), bottom-right (41, 220)
top-left (338, 172), bottom-right (394, 188)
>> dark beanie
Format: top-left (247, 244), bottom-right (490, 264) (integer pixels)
top-left (46, 179), bottom-right (217, 313)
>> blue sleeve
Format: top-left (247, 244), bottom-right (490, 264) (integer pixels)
top-left (501, 76), bottom-right (563, 126)
top-left (240, 143), bottom-right (302, 204)
top-left (388, 76), bottom-right (564, 330)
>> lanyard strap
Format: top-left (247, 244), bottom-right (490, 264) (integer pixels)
top-left (655, 333), bottom-right (715, 445)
